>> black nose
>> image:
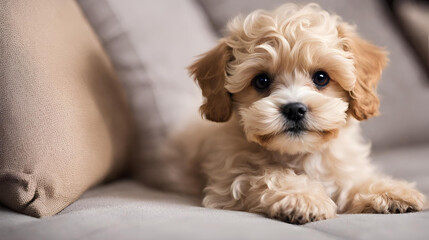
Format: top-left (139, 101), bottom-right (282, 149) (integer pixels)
top-left (282, 102), bottom-right (307, 121)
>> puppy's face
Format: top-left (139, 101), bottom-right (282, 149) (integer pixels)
top-left (189, 4), bottom-right (387, 154)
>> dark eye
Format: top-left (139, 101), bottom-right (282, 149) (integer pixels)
top-left (312, 71), bottom-right (330, 88)
top-left (252, 73), bottom-right (271, 91)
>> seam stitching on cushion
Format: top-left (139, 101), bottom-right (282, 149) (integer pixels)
top-left (23, 189), bottom-right (39, 210)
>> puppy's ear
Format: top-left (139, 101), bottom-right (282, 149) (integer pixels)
top-left (339, 24), bottom-right (388, 121)
top-left (188, 41), bottom-right (232, 122)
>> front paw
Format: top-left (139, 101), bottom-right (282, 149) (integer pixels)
top-left (269, 193), bottom-right (337, 224)
top-left (349, 180), bottom-right (426, 214)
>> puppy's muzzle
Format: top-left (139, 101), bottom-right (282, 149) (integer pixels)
top-left (281, 102), bottom-right (307, 122)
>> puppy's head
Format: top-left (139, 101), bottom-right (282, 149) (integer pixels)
top-left (189, 3), bottom-right (387, 154)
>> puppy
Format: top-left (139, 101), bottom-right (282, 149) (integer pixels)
top-left (173, 3), bottom-right (426, 224)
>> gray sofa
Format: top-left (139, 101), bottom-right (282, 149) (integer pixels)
top-left (1, 0), bottom-right (429, 239)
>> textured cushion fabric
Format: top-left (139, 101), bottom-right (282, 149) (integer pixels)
top-left (1, 141), bottom-right (429, 240)
top-left (76, 0), bottom-right (217, 187)
top-left (0, 0), bottom-right (132, 217)
top-left (197, 0), bottom-right (429, 151)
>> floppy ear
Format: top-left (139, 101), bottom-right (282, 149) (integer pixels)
top-left (339, 25), bottom-right (388, 121)
top-left (188, 41), bottom-right (232, 122)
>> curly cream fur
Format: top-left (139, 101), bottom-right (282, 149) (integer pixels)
top-left (158, 3), bottom-right (426, 224)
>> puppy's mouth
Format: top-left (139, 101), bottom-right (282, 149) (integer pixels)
top-left (255, 122), bottom-right (308, 144)
top-left (285, 122), bottom-right (307, 135)
top-left (286, 126), bottom-right (306, 133)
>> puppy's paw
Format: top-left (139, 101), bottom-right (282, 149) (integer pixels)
top-left (349, 180), bottom-right (426, 214)
top-left (269, 193), bottom-right (337, 224)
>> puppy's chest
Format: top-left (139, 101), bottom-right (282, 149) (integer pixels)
top-left (279, 153), bottom-right (339, 197)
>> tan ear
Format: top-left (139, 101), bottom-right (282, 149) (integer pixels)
top-left (339, 25), bottom-right (388, 121)
top-left (188, 41), bottom-right (232, 122)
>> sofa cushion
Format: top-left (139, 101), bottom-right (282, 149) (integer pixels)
top-left (197, 0), bottom-right (429, 150)
top-left (76, 0), bottom-right (218, 190)
top-left (1, 148), bottom-right (428, 240)
top-left (1, 145), bottom-right (428, 239)
top-left (0, 0), bottom-right (132, 217)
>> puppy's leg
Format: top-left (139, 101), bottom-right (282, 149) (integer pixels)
top-left (341, 176), bottom-right (426, 214)
top-left (203, 168), bottom-right (337, 224)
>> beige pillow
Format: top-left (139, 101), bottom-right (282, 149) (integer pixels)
top-left (0, 0), bottom-right (132, 217)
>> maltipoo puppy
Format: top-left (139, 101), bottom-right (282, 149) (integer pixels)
top-left (150, 3), bottom-right (426, 224)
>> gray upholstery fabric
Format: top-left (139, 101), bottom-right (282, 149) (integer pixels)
top-left (76, 0), bottom-right (217, 186)
top-left (197, 0), bottom-right (429, 151)
top-left (1, 142), bottom-right (428, 240)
